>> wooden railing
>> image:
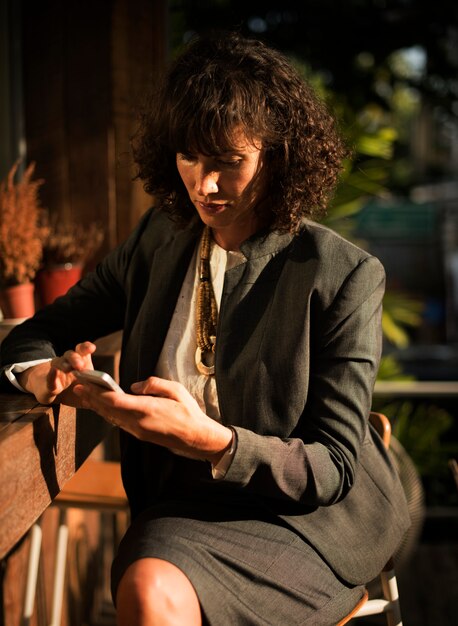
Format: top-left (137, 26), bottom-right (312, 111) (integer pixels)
top-left (0, 329), bottom-right (121, 625)
top-left (0, 397), bottom-right (111, 560)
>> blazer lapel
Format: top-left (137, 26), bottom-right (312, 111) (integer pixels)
top-left (122, 224), bottom-right (201, 386)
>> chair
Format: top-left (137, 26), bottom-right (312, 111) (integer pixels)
top-left (337, 411), bottom-right (403, 626)
top-left (23, 458), bottom-right (128, 626)
top-left (449, 458), bottom-right (458, 491)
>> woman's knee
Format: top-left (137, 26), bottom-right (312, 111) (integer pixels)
top-left (116, 558), bottom-right (202, 625)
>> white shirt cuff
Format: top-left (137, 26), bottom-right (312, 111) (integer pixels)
top-left (211, 428), bottom-right (237, 480)
top-left (4, 359), bottom-right (52, 392)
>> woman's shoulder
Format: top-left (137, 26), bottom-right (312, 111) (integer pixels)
top-left (290, 220), bottom-right (385, 302)
top-left (296, 219), bottom-right (383, 270)
top-left (136, 206), bottom-right (178, 235)
top-left (129, 207), bottom-right (201, 249)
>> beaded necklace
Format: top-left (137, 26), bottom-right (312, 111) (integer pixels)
top-left (195, 226), bottom-right (218, 375)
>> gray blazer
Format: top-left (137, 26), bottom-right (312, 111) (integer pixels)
top-left (0, 208), bottom-right (410, 585)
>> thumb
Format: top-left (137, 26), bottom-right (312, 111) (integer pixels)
top-left (130, 376), bottom-right (182, 399)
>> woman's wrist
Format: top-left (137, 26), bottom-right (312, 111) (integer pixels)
top-left (205, 425), bottom-right (234, 466)
top-left (17, 362), bottom-right (47, 395)
top-left (210, 427), bottom-right (237, 480)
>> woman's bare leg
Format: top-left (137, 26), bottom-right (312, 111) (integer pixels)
top-left (116, 558), bottom-right (202, 626)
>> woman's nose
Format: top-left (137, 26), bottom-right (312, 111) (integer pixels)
top-left (197, 170), bottom-right (219, 196)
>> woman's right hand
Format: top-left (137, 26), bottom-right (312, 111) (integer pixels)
top-left (17, 341), bottom-right (97, 405)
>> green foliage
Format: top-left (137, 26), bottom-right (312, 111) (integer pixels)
top-left (381, 292), bottom-right (424, 349)
top-left (290, 55), bottom-right (399, 233)
top-left (377, 400), bottom-right (458, 506)
top-left (356, 127), bottom-right (397, 159)
top-left (324, 97), bottom-right (398, 234)
top-left (376, 355), bottom-right (415, 381)
top-left (392, 402), bottom-right (453, 473)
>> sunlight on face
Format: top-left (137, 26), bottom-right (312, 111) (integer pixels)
top-left (176, 129), bottom-right (267, 250)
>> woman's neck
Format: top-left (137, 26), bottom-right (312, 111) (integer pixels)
top-left (211, 230), bottom-right (245, 252)
top-left (210, 213), bottom-right (271, 251)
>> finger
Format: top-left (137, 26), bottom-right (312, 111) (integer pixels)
top-left (51, 354), bottom-right (74, 373)
top-left (73, 381), bottom-right (126, 408)
top-left (73, 383), bottom-right (132, 426)
top-left (46, 367), bottom-right (59, 389)
top-left (46, 366), bottom-right (69, 396)
top-left (75, 341), bottom-right (97, 356)
top-left (53, 342), bottom-right (96, 374)
top-left (130, 376), bottom-right (185, 400)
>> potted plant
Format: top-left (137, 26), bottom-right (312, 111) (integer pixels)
top-left (0, 161), bottom-right (49, 321)
top-left (35, 215), bottom-right (105, 306)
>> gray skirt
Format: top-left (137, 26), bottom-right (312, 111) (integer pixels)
top-left (111, 500), bottom-right (364, 625)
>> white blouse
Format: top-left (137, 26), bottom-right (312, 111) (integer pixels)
top-left (154, 236), bottom-right (246, 421)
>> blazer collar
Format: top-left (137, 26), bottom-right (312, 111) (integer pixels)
top-left (239, 227), bottom-right (294, 260)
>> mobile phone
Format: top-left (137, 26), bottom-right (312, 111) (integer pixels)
top-left (73, 369), bottom-right (124, 393)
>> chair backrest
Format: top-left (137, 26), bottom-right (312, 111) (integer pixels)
top-left (369, 411), bottom-right (391, 449)
top-left (338, 412), bottom-right (404, 626)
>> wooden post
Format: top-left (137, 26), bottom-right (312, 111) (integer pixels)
top-left (21, 0), bottom-right (168, 260)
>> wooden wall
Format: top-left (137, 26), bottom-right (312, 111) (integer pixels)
top-left (21, 0), bottom-right (168, 261)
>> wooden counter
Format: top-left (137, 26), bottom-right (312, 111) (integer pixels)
top-left (0, 327), bottom-right (121, 560)
top-left (0, 327), bottom-right (121, 624)
top-left (0, 395), bottom-right (111, 560)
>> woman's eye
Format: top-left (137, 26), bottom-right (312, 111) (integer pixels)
top-left (178, 153), bottom-right (197, 163)
top-left (178, 153), bottom-right (241, 168)
top-left (217, 159), bottom-right (242, 168)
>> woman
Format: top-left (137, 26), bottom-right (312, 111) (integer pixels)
top-left (0, 33), bottom-right (410, 625)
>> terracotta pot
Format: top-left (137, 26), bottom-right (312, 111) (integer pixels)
top-left (36, 264), bottom-right (83, 307)
top-left (0, 282), bottom-right (36, 321)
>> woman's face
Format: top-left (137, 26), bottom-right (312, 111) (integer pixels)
top-left (176, 129), bottom-right (267, 250)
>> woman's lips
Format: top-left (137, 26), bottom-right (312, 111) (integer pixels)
top-left (197, 201), bottom-right (228, 214)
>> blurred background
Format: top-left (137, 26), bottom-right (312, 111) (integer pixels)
top-left (1, 1), bottom-right (457, 624)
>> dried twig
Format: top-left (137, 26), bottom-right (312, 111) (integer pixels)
top-left (42, 214), bottom-right (105, 266)
top-left (0, 161), bottom-right (49, 286)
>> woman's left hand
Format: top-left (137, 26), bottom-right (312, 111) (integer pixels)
top-left (73, 376), bottom-right (233, 464)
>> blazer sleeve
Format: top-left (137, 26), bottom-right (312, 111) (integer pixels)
top-left (0, 209), bottom-right (154, 373)
top-left (221, 256), bottom-right (386, 507)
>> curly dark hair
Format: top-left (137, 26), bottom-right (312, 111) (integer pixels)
top-left (132, 32), bottom-right (348, 232)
